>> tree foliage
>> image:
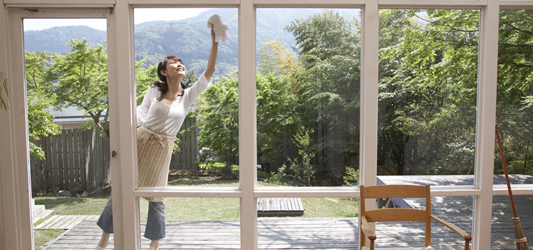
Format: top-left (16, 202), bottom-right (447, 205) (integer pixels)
top-left (25, 52), bottom-right (61, 159)
top-left (495, 9), bottom-right (533, 174)
top-left (45, 39), bottom-right (110, 137)
top-left (378, 9), bottom-right (480, 174)
top-left (286, 10), bottom-right (361, 170)
top-left (192, 73), bottom-right (239, 174)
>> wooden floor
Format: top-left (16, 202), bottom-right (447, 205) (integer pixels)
top-left (42, 175), bottom-right (533, 249)
top-left (36, 215), bottom-right (99, 229)
top-left (257, 198), bottom-right (304, 217)
top-left (42, 216), bottom-right (489, 250)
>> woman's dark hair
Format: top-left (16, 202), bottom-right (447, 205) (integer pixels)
top-left (151, 55), bottom-right (188, 101)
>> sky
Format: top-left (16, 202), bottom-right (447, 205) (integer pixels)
top-left (23, 8), bottom-right (211, 31)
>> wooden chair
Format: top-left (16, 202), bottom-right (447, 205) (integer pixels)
top-left (359, 185), bottom-right (472, 250)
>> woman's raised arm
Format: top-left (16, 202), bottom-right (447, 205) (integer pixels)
top-left (204, 27), bottom-right (218, 81)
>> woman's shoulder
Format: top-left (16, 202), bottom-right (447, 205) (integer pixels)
top-left (145, 85), bottom-right (163, 98)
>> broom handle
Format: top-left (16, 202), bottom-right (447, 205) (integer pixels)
top-left (495, 124), bottom-right (518, 218)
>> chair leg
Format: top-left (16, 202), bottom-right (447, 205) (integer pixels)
top-left (465, 239), bottom-right (470, 250)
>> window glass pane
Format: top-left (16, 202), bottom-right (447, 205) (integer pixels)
top-left (256, 8), bottom-right (361, 187)
top-left (491, 195), bottom-right (533, 249)
top-left (495, 9), bottom-right (533, 185)
top-left (138, 197), bottom-right (240, 248)
top-left (377, 177), bottom-right (473, 248)
top-left (134, 8), bottom-right (239, 187)
top-left (257, 196), bottom-right (358, 249)
top-left (24, 18), bottom-right (109, 249)
top-left (378, 9), bottom-right (479, 185)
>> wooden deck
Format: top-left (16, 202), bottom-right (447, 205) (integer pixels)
top-left (41, 175), bottom-right (533, 249)
top-left (35, 215), bottom-right (99, 230)
top-left (42, 216), bottom-right (487, 250)
top-left (257, 198), bottom-right (304, 217)
top-left (378, 175), bottom-right (533, 250)
top-left (42, 214), bottom-right (532, 249)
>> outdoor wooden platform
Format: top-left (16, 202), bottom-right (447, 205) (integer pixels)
top-left (41, 175), bottom-right (533, 249)
top-left (257, 198), bottom-right (304, 216)
top-left (42, 217), bottom-right (485, 250)
top-left (378, 175), bottom-right (533, 250)
top-left (35, 215), bottom-right (100, 230)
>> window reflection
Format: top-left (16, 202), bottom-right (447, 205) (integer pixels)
top-left (378, 9), bottom-right (480, 184)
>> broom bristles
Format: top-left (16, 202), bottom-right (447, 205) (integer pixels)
top-left (513, 217), bottom-right (529, 250)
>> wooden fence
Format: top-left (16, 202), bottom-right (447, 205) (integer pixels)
top-left (30, 118), bottom-right (198, 194)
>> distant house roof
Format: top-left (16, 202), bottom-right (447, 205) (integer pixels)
top-left (47, 106), bottom-right (106, 127)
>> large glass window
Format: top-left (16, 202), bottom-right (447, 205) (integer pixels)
top-left (495, 9), bottom-right (533, 185)
top-left (24, 18), bottom-right (110, 249)
top-left (256, 8), bottom-right (361, 188)
top-left (254, 8), bottom-right (361, 249)
top-left (134, 8), bottom-right (239, 188)
top-left (378, 9), bottom-right (480, 185)
top-left (492, 9), bottom-right (533, 249)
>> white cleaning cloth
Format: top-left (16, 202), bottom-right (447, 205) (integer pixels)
top-left (207, 14), bottom-right (230, 44)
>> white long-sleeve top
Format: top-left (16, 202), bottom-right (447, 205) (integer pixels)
top-left (137, 72), bottom-right (212, 135)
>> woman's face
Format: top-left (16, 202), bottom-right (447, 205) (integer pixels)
top-left (163, 58), bottom-right (186, 79)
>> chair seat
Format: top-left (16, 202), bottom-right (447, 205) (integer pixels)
top-left (362, 247), bottom-right (435, 250)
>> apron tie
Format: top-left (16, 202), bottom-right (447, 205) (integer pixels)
top-left (140, 125), bottom-right (175, 148)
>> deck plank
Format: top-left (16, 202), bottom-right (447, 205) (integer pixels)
top-left (42, 217), bottom-right (483, 250)
top-left (257, 198), bottom-right (304, 217)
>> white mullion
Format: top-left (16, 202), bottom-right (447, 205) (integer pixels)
top-left (499, 0), bottom-right (533, 8)
top-left (1, 8), bottom-right (34, 250)
top-left (0, 6), bottom-right (7, 248)
top-left (134, 187), bottom-right (242, 198)
top-left (3, 0), bottom-right (114, 6)
top-left (129, 0), bottom-right (240, 6)
top-left (256, 186), bottom-right (482, 197)
top-left (360, 0), bottom-right (379, 248)
top-left (378, 0), bottom-right (488, 8)
top-left (239, 0), bottom-right (258, 249)
top-left (473, 0), bottom-right (499, 249)
top-left (493, 185), bottom-right (533, 195)
top-left (254, 0), bottom-right (365, 8)
top-left (11, 11), bottom-right (34, 250)
top-left (360, 2), bottom-right (379, 188)
top-left (108, 1), bottom-right (141, 249)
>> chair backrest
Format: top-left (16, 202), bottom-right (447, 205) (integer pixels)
top-left (360, 184), bottom-right (432, 246)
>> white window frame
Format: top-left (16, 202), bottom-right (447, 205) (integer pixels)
top-left (0, 6), bottom-right (114, 249)
top-left (1, 0), bottom-right (533, 249)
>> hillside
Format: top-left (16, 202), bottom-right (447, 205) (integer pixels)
top-left (24, 25), bottom-right (107, 54)
top-left (24, 8), bottom-right (360, 76)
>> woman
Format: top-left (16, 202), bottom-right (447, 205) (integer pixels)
top-left (94, 26), bottom-right (218, 250)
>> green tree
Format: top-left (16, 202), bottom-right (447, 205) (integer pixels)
top-left (286, 10), bottom-right (361, 171)
top-left (192, 72), bottom-right (300, 175)
top-left (192, 73), bottom-right (239, 175)
top-left (377, 9), bottom-right (480, 175)
top-left (377, 9), bottom-right (532, 175)
top-left (257, 40), bottom-right (300, 77)
top-left (256, 73), bottom-right (299, 171)
top-left (25, 52), bottom-right (61, 159)
top-left (495, 9), bottom-right (533, 174)
top-left (45, 39), bottom-right (110, 137)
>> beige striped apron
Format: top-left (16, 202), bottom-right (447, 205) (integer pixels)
top-left (137, 125), bottom-right (175, 202)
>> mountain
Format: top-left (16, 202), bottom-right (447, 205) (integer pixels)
top-left (134, 21), bottom-right (238, 76)
top-left (24, 25), bottom-right (107, 54)
top-left (24, 8), bottom-right (360, 76)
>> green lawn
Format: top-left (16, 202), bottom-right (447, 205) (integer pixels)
top-left (33, 178), bottom-right (358, 249)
